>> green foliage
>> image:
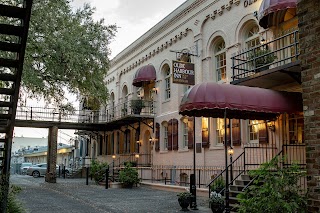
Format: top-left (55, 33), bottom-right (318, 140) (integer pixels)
top-left (248, 48), bottom-right (277, 68)
top-left (177, 191), bottom-right (193, 200)
top-left (90, 160), bottom-right (109, 183)
top-left (210, 176), bottom-right (225, 193)
top-left (0, 184), bottom-right (25, 213)
top-left (237, 156), bottom-right (307, 213)
top-left (1, 0), bottom-right (117, 106)
top-left (119, 163), bottom-right (140, 186)
top-left (209, 191), bottom-right (224, 205)
top-left (130, 99), bottom-right (145, 109)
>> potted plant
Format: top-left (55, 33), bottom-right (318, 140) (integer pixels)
top-left (177, 191), bottom-right (193, 211)
top-left (209, 191), bottom-right (225, 213)
top-left (130, 99), bottom-right (145, 114)
top-left (210, 176), bottom-right (225, 195)
top-left (119, 163), bottom-right (140, 188)
top-left (248, 48), bottom-right (277, 71)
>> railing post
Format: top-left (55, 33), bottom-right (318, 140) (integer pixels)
top-left (198, 169), bottom-right (201, 188)
top-left (86, 167), bottom-right (89, 185)
top-left (63, 165), bottom-right (66, 179)
top-left (105, 167), bottom-right (109, 189)
top-left (30, 107), bottom-right (33, 120)
top-left (294, 30), bottom-right (299, 60)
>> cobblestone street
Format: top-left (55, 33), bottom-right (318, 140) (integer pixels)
top-left (11, 175), bottom-right (212, 213)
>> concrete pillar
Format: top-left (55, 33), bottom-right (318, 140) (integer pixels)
top-left (45, 126), bottom-right (58, 183)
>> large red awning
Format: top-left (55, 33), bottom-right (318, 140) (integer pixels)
top-left (258, 0), bottom-right (297, 29)
top-left (179, 82), bottom-right (302, 120)
top-left (132, 65), bottom-right (156, 87)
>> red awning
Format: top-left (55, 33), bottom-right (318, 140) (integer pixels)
top-left (258, 0), bottom-right (297, 29)
top-left (132, 65), bottom-right (156, 87)
top-left (179, 82), bottom-right (302, 120)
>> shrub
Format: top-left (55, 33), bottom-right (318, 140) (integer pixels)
top-left (90, 160), bottom-right (109, 183)
top-left (248, 48), bottom-right (277, 68)
top-left (0, 184), bottom-right (25, 213)
top-left (237, 156), bottom-right (307, 213)
top-left (119, 163), bottom-right (140, 186)
top-left (210, 176), bottom-right (225, 194)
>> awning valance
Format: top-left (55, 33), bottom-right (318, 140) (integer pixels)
top-left (179, 82), bottom-right (302, 120)
top-left (258, 0), bottom-right (297, 29)
top-left (132, 65), bottom-right (156, 87)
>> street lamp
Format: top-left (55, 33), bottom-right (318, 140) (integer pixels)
top-left (112, 155), bottom-right (116, 181)
top-left (228, 147), bottom-right (234, 185)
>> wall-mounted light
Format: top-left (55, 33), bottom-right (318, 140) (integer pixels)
top-left (152, 87), bottom-right (157, 94)
top-left (135, 154), bottom-right (140, 159)
top-left (136, 140), bottom-right (141, 146)
top-left (112, 155), bottom-right (116, 159)
top-left (260, 37), bottom-right (266, 45)
top-left (268, 123), bottom-right (276, 132)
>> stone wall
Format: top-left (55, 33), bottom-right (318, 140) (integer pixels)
top-left (298, 0), bottom-right (320, 211)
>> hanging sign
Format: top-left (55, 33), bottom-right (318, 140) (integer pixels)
top-left (172, 60), bottom-right (195, 85)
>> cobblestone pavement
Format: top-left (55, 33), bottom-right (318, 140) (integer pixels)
top-left (11, 175), bottom-right (212, 213)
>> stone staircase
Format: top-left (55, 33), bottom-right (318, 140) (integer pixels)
top-left (228, 174), bottom-right (252, 212)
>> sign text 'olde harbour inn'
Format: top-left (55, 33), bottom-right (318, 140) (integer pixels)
top-left (172, 60), bottom-right (195, 85)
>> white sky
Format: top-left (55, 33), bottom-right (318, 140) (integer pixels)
top-left (14, 0), bottom-right (186, 142)
top-left (71, 0), bottom-right (187, 58)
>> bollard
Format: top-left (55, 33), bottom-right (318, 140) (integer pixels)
top-left (86, 167), bottom-right (89, 185)
top-left (165, 177), bottom-right (167, 185)
top-left (105, 167), bottom-right (109, 189)
top-left (58, 166), bottom-right (61, 178)
top-left (63, 166), bottom-right (66, 179)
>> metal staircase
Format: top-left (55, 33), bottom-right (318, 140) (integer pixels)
top-left (0, 1), bottom-right (33, 211)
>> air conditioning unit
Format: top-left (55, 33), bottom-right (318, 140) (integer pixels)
top-left (137, 88), bottom-right (144, 98)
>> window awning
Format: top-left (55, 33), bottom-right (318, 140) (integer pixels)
top-left (179, 82), bottom-right (302, 120)
top-left (258, 0), bottom-right (297, 29)
top-left (132, 65), bottom-right (156, 87)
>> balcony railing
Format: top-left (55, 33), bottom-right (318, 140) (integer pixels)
top-left (231, 30), bottom-right (299, 81)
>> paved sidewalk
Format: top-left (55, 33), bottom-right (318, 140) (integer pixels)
top-left (11, 175), bottom-right (212, 213)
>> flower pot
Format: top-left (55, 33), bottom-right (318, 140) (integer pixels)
top-left (178, 198), bottom-right (190, 211)
top-left (210, 203), bottom-right (224, 213)
top-left (122, 183), bottom-right (134, 188)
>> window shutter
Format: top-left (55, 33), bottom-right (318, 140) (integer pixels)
top-left (155, 123), bottom-right (160, 151)
top-left (232, 119), bottom-right (241, 146)
top-left (99, 135), bottom-right (103, 155)
top-left (188, 117), bottom-right (194, 149)
top-left (259, 122), bottom-right (268, 143)
top-left (167, 119), bottom-right (173, 150)
top-left (172, 119), bottom-right (178, 150)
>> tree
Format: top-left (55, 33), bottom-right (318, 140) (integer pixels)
top-left (2, 0), bottom-right (117, 106)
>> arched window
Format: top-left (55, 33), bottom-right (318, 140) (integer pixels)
top-left (214, 39), bottom-right (226, 81)
top-left (245, 25), bottom-right (260, 49)
top-left (163, 64), bottom-right (171, 100)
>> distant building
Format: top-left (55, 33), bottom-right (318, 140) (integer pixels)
top-left (12, 136), bottom-right (48, 154)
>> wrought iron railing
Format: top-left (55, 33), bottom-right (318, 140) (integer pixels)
top-left (231, 30), bottom-right (299, 81)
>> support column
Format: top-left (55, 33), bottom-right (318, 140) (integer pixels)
top-left (45, 126), bottom-right (58, 183)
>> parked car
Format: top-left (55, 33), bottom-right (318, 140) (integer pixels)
top-left (20, 162), bottom-right (33, 175)
top-left (26, 163), bottom-right (70, 178)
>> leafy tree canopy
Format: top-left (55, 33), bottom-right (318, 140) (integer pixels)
top-left (2, 0), bottom-right (117, 106)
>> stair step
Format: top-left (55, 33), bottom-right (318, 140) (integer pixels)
top-left (0, 4), bottom-right (26, 19)
top-left (0, 73), bottom-right (17, 82)
top-left (0, 41), bottom-right (21, 53)
top-left (0, 101), bottom-right (13, 108)
top-left (0, 113), bottom-right (12, 120)
top-left (235, 179), bottom-right (250, 186)
top-left (0, 127), bottom-right (8, 133)
top-left (0, 23), bottom-right (24, 36)
top-left (230, 185), bottom-right (245, 192)
top-left (241, 174), bottom-right (251, 181)
top-left (0, 138), bottom-right (7, 143)
top-left (0, 88), bottom-right (15, 95)
top-left (0, 58), bottom-right (19, 68)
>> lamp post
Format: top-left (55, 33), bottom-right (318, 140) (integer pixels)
top-left (112, 155), bottom-right (116, 181)
top-left (224, 109), bottom-right (230, 213)
top-left (228, 147), bottom-right (234, 185)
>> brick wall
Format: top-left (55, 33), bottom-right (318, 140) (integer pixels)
top-left (298, 0), bottom-right (320, 211)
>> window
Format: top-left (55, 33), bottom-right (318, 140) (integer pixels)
top-left (202, 117), bottom-right (209, 147)
top-left (216, 118), bottom-right (224, 145)
top-left (164, 68), bottom-right (171, 99)
top-left (288, 114), bottom-right (304, 144)
top-left (249, 120), bottom-right (259, 143)
top-left (215, 40), bottom-right (226, 81)
top-left (183, 121), bottom-right (188, 148)
top-left (164, 125), bottom-right (168, 150)
top-left (245, 26), bottom-right (260, 49)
